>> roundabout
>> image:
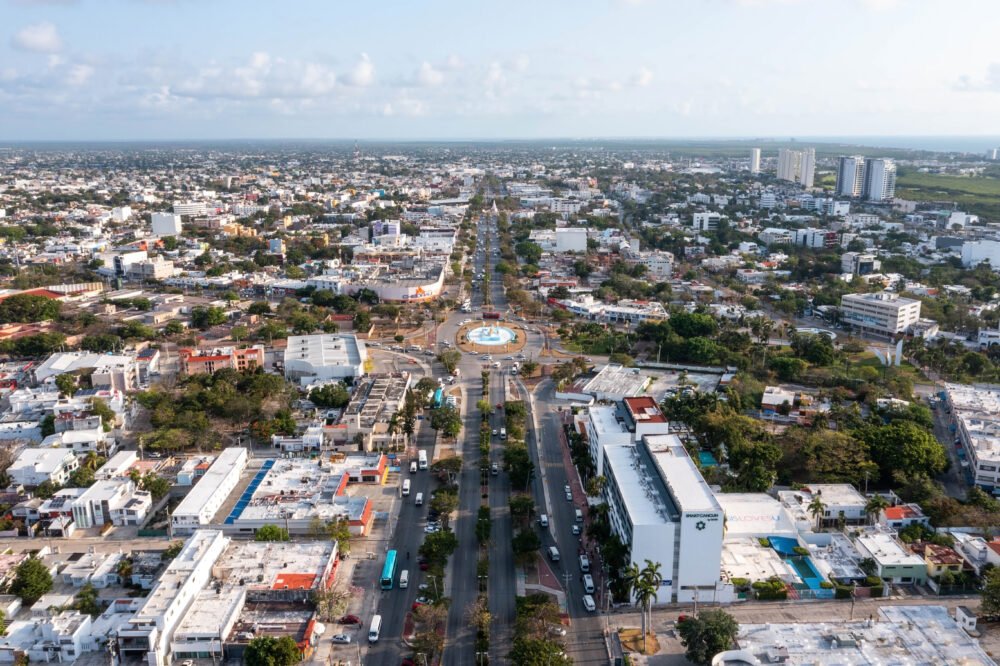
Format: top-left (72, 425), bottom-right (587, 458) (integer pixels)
top-left (456, 319), bottom-right (528, 354)
top-left (465, 324), bottom-right (517, 347)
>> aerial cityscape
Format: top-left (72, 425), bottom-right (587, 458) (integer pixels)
top-left (3, 2), bottom-right (1000, 666)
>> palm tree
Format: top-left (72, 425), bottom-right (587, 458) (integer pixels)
top-left (633, 578), bottom-right (658, 654)
top-left (639, 560), bottom-right (663, 652)
top-left (864, 495), bottom-right (890, 526)
top-left (808, 495), bottom-right (827, 531)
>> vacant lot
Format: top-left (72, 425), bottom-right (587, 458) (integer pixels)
top-left (896, 172), bottom-right (1000, 218)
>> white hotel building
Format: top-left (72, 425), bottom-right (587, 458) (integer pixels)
top-left (840, 292), bottom-right (921, 340)
top-left (602, 434), bottom-right (725, 604)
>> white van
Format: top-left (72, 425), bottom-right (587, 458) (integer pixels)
top-left (410, 461), bottom-right (418, 474)
top-left (415, 492), bottom-right (424, 506)
top-left (579, 554), bottom-right (591, 573)
top-left (399, 569), bottom-right (409, 589)
top-left (575, 508), bottom-right (583, 523)
top-left (582, 595), bottom-right (596, 612)
top-left (368, 615), bottom-right (382, 643)
top-left (583, 573), bottom-right (595, 594)
top-left (539, 514), bottom-right (549, 528)
top-left (548, 546), bottom-right (560, 562)
top-left (402, 479), bottom-right (411, 497)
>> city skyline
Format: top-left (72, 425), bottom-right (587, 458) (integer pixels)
top-left (4, 0), bottom-right (1000, 141)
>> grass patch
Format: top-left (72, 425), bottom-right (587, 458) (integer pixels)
top-left (896, 172), bottom-right (1000, 217)
top-left (618, 628), bottom-right (660, 655)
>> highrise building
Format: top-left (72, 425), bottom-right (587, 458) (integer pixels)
top-left (750, 148), bottom-right (761, 174)
top-left (987, 148), bottom-right (1000, 161)
top-left (863, 158), bottom-right (897, 202)
top-left (776, 148), bottom-right (815, 187)
top-left (836, 156), bottom-right (866, 197)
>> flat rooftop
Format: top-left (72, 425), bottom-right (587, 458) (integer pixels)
top-left (808, 534), bottom-right (866, 581)
top-left (604, 445), bottom-right (676, 526)
top-left (721, 538), bottom-right (796, 583)
top-left (715, 493), bottom-right (797, 538)
top-left (589, 405), bottom-right (629, 438)
top-left (173, 447), bottom-right (247, 518)
top-left (235, 457), bottom-right (374, 523)
top-left (582, 364), bottom-right (651, 397)
top-left (214, 541), bottom-right (335, 592)
top-left (857, 531), bottom-right (925, 567)
top-left (644, 434), bottom-right (721, 514)
top-left (738, 605), bottom-right (996, 665)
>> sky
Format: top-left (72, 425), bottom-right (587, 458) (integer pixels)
top-left (2, 0), bottom-right (1000, 141)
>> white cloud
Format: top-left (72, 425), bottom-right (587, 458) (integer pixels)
top-left (344, 53), bottom-right (375, 87)
top-left (633, 67), bottom-right (653, 87)
top-left (171, 52), bottom-right (338, 100)
top-left (65, 63), bottom-right (94, 86)
top-left (11, 22), bottom-right (63, 54)
top-left (416, 61), bottom-right (444, 87)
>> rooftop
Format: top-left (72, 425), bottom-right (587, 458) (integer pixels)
top-left (644, 434), bottom-right (721, 514)
top-left (581, 364), bottom-right (652, 399)
top-left (715, 493), bottom-right (797, 538)
top-left (623, 396), bottom-right (667, 424)
top-left (173, 447), bottom-right (247, 519)
top-left (214, 540), bottom-right (336, 592)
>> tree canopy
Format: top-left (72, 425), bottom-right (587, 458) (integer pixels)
top-left (10, 557), bottom-right (53, 605)
top-left (243, 635), bottom-right (301, 666)
top-left (678, 609), bottom-right (740, 665)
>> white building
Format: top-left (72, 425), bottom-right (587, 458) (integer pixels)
top-left (758, 228), bottom-right (794, 245)
top-left (71, 478), bottom-right (151, 528)
top-left (961, 240), bottom-right (1000, 268)
top-left (33, 352), bottom-right (138, 392)
top-left (778, 484), bottom-right (868, 527)
top-left (555, 227), bottom-right (588, 253)
top-left (117, 530), bottom-right (230, 666)
top-left (9, 448), bottom-right (78, 487)
top-left (584, 396), bottom-right (670, 475)
top-left (602, 434), bottom-right (725, 603)
top-left (840, 292), bottom-right (921, 339)
top-left (171, 448), bottom-right (248, 535)
top-left (777, 148), bottom-right (815, 187)
top-left (841, 251), bottom-right (881, 276)
top-left (173, 201), bottom-right (208, 216)
top-left (151, 213), bottom-right (183, 237)
top-left (863, 159), bottom-right (897, 202)
top-left (283, 334), bottom-right (368, 385)
top-left (944, 383), bottom-right (1000, 491)
top-left (692, 212), bottom-right (721, 232)
top-left (750, 148), bottom-right (761, 175)
top-left (794, 228), bottom-right (838, 249)
top-left (836, 156), bottom-right (866, 197)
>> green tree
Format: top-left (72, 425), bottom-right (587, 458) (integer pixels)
top-left (10, 557), bottom-right (53, 604)
top-left (0, 294), bottom-right (61, 323)
top-left (858, 420), bottom-right (947, 480)
top-left (512, 529), bottom-right (542, 565)
top-left (419, 529), bottom-right (458, 566)
top-left (430, 456), bottom-right (463, 484)
top-left (808, 495), bottom-right (827, 531)
top-left (438, 349), bottom-right (462, 374)
top-left (243, 635), bottom-right (301, 666)
top-left (677, 609), bottom-right (740, 665)
top-left (430, 489), bottom-right (460, 528)
top-left (509, 637), bottom-right (572, 665)
top-left (190, 306), bottom-right (227, 330)
top-left (309, 382), bottom-right (351, 408)
top-left (54, 373), bottom-right (77, 398)
top-left (429, 406), bottom-right (462, 439)
top-left (74, 583), bottom-right (101, 617)
top-left (90, 397), bottom-right (116, 432)
top-left (982, 567), bottom-right (1000, 619)
top-left (40, 414), bottom-right (56, 438)
top-left (325, 518), bottom-right (352, 553)
top-left (139, 473), bottom-right (171, 500)
top-left (68, 466), bottom-right (96, 488)
top-left (247, 301), bottom-right (272, 315)
top-left (865, 495), bottom-right (891, 525)
top-left (163, 541), bottom-right (184, 559)
top-left (509, 494), bottom-right (535, 525)
top-left (254, 524), bottom-right (290, 542)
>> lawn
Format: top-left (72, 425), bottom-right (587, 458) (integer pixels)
top-left (896, 172), bottom-right (1000, 218)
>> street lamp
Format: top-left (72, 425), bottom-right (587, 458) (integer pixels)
top-left (476, 651), bottom-right (488, 665)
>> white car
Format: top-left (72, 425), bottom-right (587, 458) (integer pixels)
top-left (572, 524), bottom-right (581, 535)
top-left (565, 491), bottom-right (573, 501)
top-left (332, 634), bottom-right (352, 644)
top-left (582, 595), bottom-right (596, 612)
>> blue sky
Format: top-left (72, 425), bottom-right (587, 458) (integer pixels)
top-left (2, 0), bottom-right (1000, 140)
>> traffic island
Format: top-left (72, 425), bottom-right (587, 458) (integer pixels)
top-left (618, 628), bottom-right (661, 655)
top-left (455, 320), bottom-right (528, 355)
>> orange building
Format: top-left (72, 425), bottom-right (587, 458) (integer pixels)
top-left (179, 346), bottom-right (265, 375)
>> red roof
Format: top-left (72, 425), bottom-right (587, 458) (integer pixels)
top-left (884, 505), bottom-right (921, 520)
top-left (623, 396), bottom-right (666, 423)
top-left (272, 573), bottom-right (316, 590)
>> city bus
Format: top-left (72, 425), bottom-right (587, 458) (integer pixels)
top-left (380, 550), bottom-right (398, 590)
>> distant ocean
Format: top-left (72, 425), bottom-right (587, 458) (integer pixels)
top-left (799, 136), bottom-right (1000, 153)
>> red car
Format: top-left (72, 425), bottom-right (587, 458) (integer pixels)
top-left (412, 601), bottom-right (426, 611)
top-left (496, 402), bottom-right (503, 409)
top-left (338, 614), bottom-right (361, 625)
top-left (419, 560), bottom-right (430, 571)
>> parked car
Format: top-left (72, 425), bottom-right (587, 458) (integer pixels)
top-left (338, 614), bottom-right (361, 625)
top-left (572, 524), bottom-right (581, 535)
top-left (332, 634), bottom-right (352, 644)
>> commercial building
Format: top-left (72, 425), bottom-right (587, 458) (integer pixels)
top-left (601, 434), bottom-right (724, 603)
top-left (583, 397), bottom-right (670, 475)
top-left (283, 334), bottom-right (367, 386)
top-left (9, 448), bottom-right (78, 487)
top-left (758, 228), bottom-right (794, 245)
top-left (173, 201), bottom-right (208, 216)
top-left (794, 228), bottom-right (838, 249)
top-left (841, 251), bottom-right (881, 276)
top-left (556, 295), bottom-right (668, 325)
top-left (944, 383), bottom-right (1000, 491)
top-left (555, 227), bottom-right (588, 252)
top-left (305, 262), bottom-right (445, 303)
top-left (961, 239), bottom-right (1000, 268)
top-left (692, 212), bottom-right (721, 232)
top-left (776, 148), bottom-right (815, 187)
top-left (33, 351), bottom-right (138, 392)
top-left (750, 148), bottom-right (761, 174)
top-left (117, 530), bottom-right (230, 666)
top-left (151, 213), bottom-right (183, 237)
top-left (171, 448), bottom-right (249, 535)
top-left (179, 346), bottom-right (265, 375)
top-left (835, 156), bottom-right (866, 197)
top-left (862, 158), bottom-right (897, 202)
top-left (840, 292), bottom-right (921, 339)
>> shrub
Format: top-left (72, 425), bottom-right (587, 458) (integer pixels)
top-left (792, 546), bottom-right (809, 556)
top-left (834, 585), bottom-right (853, 599)
top-left (819, 581), bottom-right (834, 589)
top-left (757, 537), bottom-right (771, 547)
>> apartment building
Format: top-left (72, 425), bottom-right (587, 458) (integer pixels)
top-left (758, 228), bottom-right (794, 245)
top-left (836, 156), bottom-right (866, 197)
top-left (179, 346), bottom-right (265, 375)
top-left (9, 448), bottom-right (78, 487)
top-left (171, 448), bottom-right (249, 535)
top-left (944, 383), bottom-right (1000, 491)
top-left (602, 434), bottom-right (724, 603)
top-left (840, 292), bottom-right (921, 339)
top-left (841, 252), bottom-right (881, 276)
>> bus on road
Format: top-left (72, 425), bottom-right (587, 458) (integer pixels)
top-left (380, 550), bottom-right (398, 590)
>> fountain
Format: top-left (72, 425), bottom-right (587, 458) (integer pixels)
top-left (466, 323), bottom-right (517, 347)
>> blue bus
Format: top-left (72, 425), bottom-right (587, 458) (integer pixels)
top-left (433, 388), bottom-right (444, 409)
top-left (380, 550), bottom-right (398, 590)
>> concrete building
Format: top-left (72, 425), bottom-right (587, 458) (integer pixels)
top-left (151, 213), bottom-right (183, 237)
top-left (778, 484), bottom-right (868, 527)
top-left (840, 292), bottom-right (921, 339)
top-left (33, 351), bottom-right (138, 392)
top-left (173, 201), bottom-right (208, 216)
top-left (777, 148), bottom-right (815, 187)
top-left (171, 448), bottom-right (249, 535)
top-left (758, 228), bottom-right (794, 245)
top-left (583, 397), bottom-right (670, 475)
top-left (855, 529), bottom-right (927, 584)
top-left (71, 478), bottom-right (151, 528)
top-left (750, 148), bottom-right (761, 174)
top-left (944, 383), bottom-right (1000, 491)
top-left (794, 228), bottom-right (838, 249)
top-left (862, 158), bottom-right (897, 202)
top-left (692, 212), bottom-right (721, 232)
top-left (555, 227), bottom-right (588, 252)
top-left (961, 239), bottom-right (1000, 268)
top-left (9, 448), bottom-right (78, 487)
top-left (179, 346), bottom-right (265, 375)
top-left (836, 156), bottom-right (866, 197)
top-left (283, 334), bottom-right (367, 386)
top-left (841, 251), bottom-right (881, 276)
top-left (602, 434), bottom-right (725, 604)
top-left (117, 530), bottom-right (230, 666)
